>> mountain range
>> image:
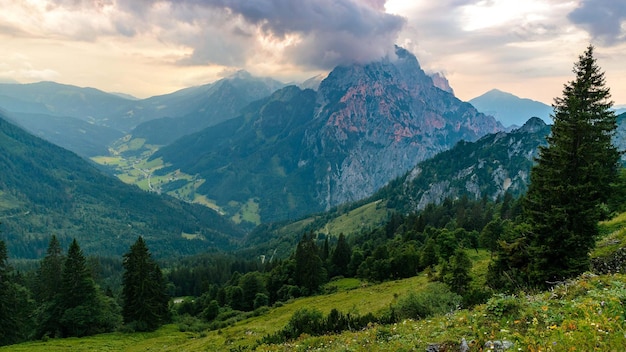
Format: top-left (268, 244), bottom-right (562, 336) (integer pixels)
top-left (150, 46), bottom-right (503, 223)
top-left (0, 73), bottom-right (283, 157)
top-left (2, 45), bottom-right (625, 260)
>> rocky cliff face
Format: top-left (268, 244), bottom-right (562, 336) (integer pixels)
top-left (308, 46), bottom-right (503, 208)
top-left (384, 117), bottom-right (550, 213)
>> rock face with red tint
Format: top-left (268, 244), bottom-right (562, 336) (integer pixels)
top-left (309, 46), bottom-right (502, 207)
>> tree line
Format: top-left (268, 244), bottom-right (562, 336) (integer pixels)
top-left (0, 234), bottom-right (169, 346)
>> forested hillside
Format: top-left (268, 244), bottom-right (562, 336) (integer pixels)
top-left (0, 114), bottom-right (243, 258)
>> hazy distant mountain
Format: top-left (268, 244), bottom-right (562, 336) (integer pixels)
top-left (2, 111), bottom-right (123, 157)
top-left (0, 81), bottom-right (136, 131)
top-left (129, 71), bottom-right (284, 145)
top-left (469, 89), bottom-right (553, 127)
top-left (152, 46), bottom-right (503, 223)
top-left (0, 78), bottom-right (19, 84)
top-left (0, 112), bottom-right (243, 259)
top-left (0, 73), bottom-right (283, 155)
top-left (110, 92), bottom-right (139, 100)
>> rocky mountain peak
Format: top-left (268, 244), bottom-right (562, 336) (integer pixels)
top-left (515, 116), bottom-right (549, 134)
top-left (306, 46), bottom-right (503, 208)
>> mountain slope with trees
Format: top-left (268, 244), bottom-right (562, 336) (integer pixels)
top-left (0, 113), bottom-right (243, 259)
top-left (129, 71), bottom-right (284, 146)
top-left (2, 111), bottom-right (123, 157)
top-left (381, 117), bottom-right (551, 214)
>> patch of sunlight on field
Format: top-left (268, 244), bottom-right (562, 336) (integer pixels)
top-left (117, 174), bottom-right (138, 184)
top-left (181, 232), bottom-right (202, 240)
top-left (0, 191), bottom-right (21, 211)
top-left (90, 156), bottom-right (125, 166)
top-left (136, 157), bottom-right (164, 170)
top-left (179, 275), bottom-right (429, 351)
top-left (231, 198), bottom-right (261, 225)
top-left (192, 194), bottom-right (222, 213)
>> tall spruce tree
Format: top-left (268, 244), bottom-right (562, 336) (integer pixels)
top-left (122, 237), bottom-right (169, 331)
top-left (0, 239), bottom-right (28, 346)
top-left (34, 235), bottom-right (65, 338)
top-left (36, 235), bottom-right (64, 303)
top-left (330, 233), bottom-right (351, 277)
top-left (294, 232), bottom-right (326, 295)
top-left (524, 45), bottom-right (621, 286)
top-left (58, 239), bottom-right (118, 337)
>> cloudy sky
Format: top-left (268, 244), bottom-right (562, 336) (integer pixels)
top-left (1, 0), bottom-right (625, 105)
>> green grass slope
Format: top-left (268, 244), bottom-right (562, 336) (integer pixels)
top-left (3, 239), bottom-right (626, 351)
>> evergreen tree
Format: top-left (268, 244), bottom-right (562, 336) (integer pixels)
top-left (0, 239), bottom-right (34, 346)
top-left (524, 45), bottom-right (621, 286)
top-left (58, 239), bottom-right (119, 337)
top-left (420, 237), bottom-right (439, 269)
top-left (294, 232), bottom-right (326, 295)
top-left (122, 237), bottom-right (169, 331)
top-left (330, 233), bottom-right (351, 277)
top-left (240, 272), bottom-right (266, 311)
top-left (441, 248), bottom-right (472, 296)
top-left (35, 235), bottom-right (64, 303)
top-left (479, 218), bottom-right (504, 257)
top-left (60, 239), bottom-right (97, 311)
top-left (34, 235), bottom-right (65, 338)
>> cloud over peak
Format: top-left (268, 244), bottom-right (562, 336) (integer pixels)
top-left (6, 0), bottom-right (405, 70)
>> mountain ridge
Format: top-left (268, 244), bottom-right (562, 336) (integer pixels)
top-left (151, 47), bottom-right (503, 223)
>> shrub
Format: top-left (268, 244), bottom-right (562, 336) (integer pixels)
top-left (393, 282), bottom-right (461, 320)
top-left (485, 294), bottom-right (522, 319)
top-left (177, 314), bottom-right (209, 333)
top-left (282, 308), bottom-right (324, 340)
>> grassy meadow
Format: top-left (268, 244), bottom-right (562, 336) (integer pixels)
top-left (7, 199), bottom-right (626, 351)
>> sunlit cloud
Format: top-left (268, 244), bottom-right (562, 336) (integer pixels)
top-left (0, 0), bottom-right (625, 104)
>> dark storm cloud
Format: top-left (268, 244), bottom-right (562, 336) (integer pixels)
top-left (187, 0), bottom-right (407, 68)
top-left (568, 0), bottom-right (626, 45)
top-left (114, 0), bottom-right (405, 68)
top-left (30, 0), bottom-right (405, 69)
